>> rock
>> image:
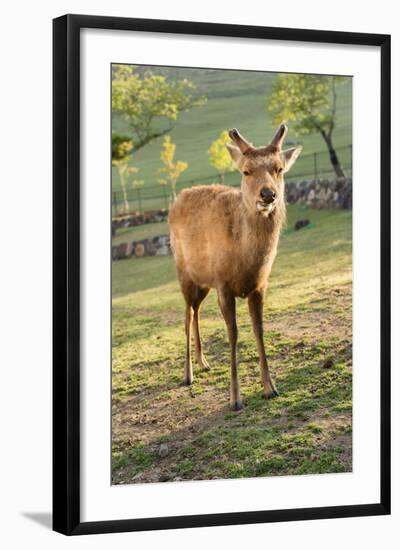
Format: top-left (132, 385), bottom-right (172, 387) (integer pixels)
top-left (158, 235), bottom-right (170, 247)
top-left (294, 219), bottom-right (310, 231)
top-left (117, 243), bottom-right (127, 259)
top-left (146, 240), bottom-right (158, 256)
top-left (150, 468), bottom-right (161, 482)
top-left (111, 246), bottom-right (119, 261)
top-left (135, 243), bottom-right (145, 257)
top-left (155, 245), bottom-right (171, 256)
top-left (307, 189), bottom-right (316, 204)
top-left (131, 473), bottom-right (143, 482)
top-left (323, 357), bottom-right (334, 369)
top-left (125, 241), bottom-right (134, 258)
top-left (112, 234), bottom-right (171, 261)
top-left (159, 474), bottom-right (170, 482)
top-left (158, 443), bottom-right (169, 458)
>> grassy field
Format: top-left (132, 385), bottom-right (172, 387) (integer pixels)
top-left (112, 204), bottom-right (352, 484)
top-left (112, 67), bottom-right (352, 213)
top-left (112, 221), bottom-right (170, 245)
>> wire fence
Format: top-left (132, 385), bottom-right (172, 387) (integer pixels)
top-left (112, 144), bottom-right (352, 217)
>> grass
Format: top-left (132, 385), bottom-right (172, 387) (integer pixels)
top-left (112, 67), bottom-right (352, 213)
top-left (112, 221), bottom-right (169, 245)
top-left (112, 204), bottom-right (352, 484)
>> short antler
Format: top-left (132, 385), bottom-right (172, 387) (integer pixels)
top-left (228, 128), bottom-right (252, 153)
top-left (270, 124), bottom-right (288, 149)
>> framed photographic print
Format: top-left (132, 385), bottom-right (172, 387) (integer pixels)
top-left (53, 14), bottom-right (391, 535)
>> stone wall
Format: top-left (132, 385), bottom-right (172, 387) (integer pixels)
top-left (112, 234), bottom-right (171, 261)
top-left (285, 177), bottom-right (352, 209)
top-left (111, 178), bottom-right (352, 261)
top-left (112, 179), bottom-right (352, 230)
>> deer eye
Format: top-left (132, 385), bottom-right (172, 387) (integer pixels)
top-left (243, 170), bottom-right (251, 176)
top-left (276, 167), bottom-right (283, 175)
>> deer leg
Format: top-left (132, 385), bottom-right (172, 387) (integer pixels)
top-left (193, 287), bottom-right (211, 371)
top-left (248, 289), bottom-right (278, 399)
top-left (183, 304), bottom-right (194, 385)
top-left (217, 288), bottom-right (241, 411)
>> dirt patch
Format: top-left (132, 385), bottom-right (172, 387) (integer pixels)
top-left (112, 286), bottom-right (352, 484)
top-left (269, 286), bottom-right (352, 341)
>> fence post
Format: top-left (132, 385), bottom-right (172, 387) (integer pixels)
top-left (113, 191), bottom-right (117, 217)
top-left (313, 152), bottom-right (318, 181)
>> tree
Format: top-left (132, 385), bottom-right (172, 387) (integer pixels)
top-left (112, 65), bottom-right (206, 154)
top-left (208, 130), bottom-right (236, 182)
top-left (158, 136), bottom-right (188, 201)
top-left (112, 132), bottom-right (138, 214)
top-left (268, 74), bottom-right (346, 178)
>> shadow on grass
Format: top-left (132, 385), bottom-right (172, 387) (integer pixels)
top-left (112, 340), bottom-right (352, 485)
top-left (112, 383), bottom-right (352, 485)
top-left (111, 206), bottom-right (353, 483)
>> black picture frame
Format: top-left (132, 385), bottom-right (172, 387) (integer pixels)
top-left (53, 14), bottom-right (391, 536)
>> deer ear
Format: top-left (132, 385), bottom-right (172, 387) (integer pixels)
top-left (226, 144), bottom-right (242, 166)
top-left (282, 146), bottom-right (302, 173)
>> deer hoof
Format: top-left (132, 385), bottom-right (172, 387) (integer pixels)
top-left (198, 356), bottom-right (210, 371)
top-left (264, 389), bottom-right (279, 399)
top-left (182, 377), bottom-right (193, 386)
top-left (230, 400), bottom-right (243, 411)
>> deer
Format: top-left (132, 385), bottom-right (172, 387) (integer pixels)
top-left (168, 124), bottom-right (302, 411)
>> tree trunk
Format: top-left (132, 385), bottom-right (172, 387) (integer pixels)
top-left (117, 164), bottom-right (130, 214)
top-left (171, 181), bottom-right (177, 202)
top-left (321, 131), bottom-right (346, 179)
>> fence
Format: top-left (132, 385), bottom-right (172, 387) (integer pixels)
top-left (112, 144), bottom-right (352, 217)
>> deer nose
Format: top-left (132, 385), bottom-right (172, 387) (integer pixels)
top-left (260, 188), bottom-right (276, 204)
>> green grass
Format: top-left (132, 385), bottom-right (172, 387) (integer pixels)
top-left (112, 204), bottom-right (352, 484)
top-left (112, 67), bottom-right (352, 213)
top-left (112, 221), bottom-right (169, 245)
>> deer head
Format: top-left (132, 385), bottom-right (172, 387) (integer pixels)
top-left (226, 124), bottom-right (302, 217)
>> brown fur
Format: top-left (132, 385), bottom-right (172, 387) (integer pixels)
top-left (168, 125), bottom-right (302, 410)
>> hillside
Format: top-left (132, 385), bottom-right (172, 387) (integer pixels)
top-left (112, 66), bottom-right (352, 212)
